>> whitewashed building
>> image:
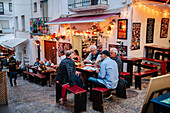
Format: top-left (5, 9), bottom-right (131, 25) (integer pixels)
top-left (11, 0), bottom-right (170, 67)
top-left (0, 0), bottom-right (13, 33)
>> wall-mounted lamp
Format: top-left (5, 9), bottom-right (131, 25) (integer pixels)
top-left (110, 19), bottom-right (116, 28)
top-left (66, 27), bottom-right (71, 32)
top-left (107, 26), bottom-right (112, 34)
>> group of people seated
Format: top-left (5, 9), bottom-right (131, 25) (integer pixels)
top-left (34, 58), bottom-right (55, 67)
top-left (55, 44), bottom-right (122, 104)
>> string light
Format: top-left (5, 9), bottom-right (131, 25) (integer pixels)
top-left (135, 3), bottom-right (169, 15)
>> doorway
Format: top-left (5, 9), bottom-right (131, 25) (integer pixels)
top-left (72, 35), bottom-right (82, 59)
top-left (44, 41), bottom-right (57, 64)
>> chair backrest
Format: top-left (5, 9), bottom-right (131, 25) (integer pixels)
top-left (141, 74), bottom-right (170, 113)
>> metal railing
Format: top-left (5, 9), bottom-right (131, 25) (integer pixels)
top-left (30, 17), bottom-right (50, 35)
top-left (68, 0), bottom-right (108, 9)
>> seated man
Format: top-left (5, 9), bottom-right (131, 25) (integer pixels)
top-left (88, 50), bottom-right (119, 99)
top-left (43, 58), bottom-right (50, 66)
top-left (55, 51), bottom-right (76, 104)
top-left (84, 45), bottom-right (101, 64)
top-left (110, 48), bottom-right (122, 74)
top-left (34, 58), bottom-right (40, 66)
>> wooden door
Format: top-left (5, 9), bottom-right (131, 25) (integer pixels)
top-left (44, 41), bottom-right (57, 64)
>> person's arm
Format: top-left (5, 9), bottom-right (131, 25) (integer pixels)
top-left (84, 53), bottom-right (92, 63)
top-left (78, 56), bottom-right (80, 62)
top-left (98, 63), bottom-right (106, 79)
top-left (95, 54), bottom-right (101, 64)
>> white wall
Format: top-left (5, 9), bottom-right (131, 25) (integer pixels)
top-left (13, 0), bottom-right (37, 65)
top-left (128, 4), bottom-right (170, 57)
top-left (0, 0), bottom-right (13, 33)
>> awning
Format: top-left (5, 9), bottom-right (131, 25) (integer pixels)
top-left (46, 13), bottom-right (120, 25)
top-left (1, 38), bottom-right (28, 50)
top-left (0, 34), bottom-right (14, 43)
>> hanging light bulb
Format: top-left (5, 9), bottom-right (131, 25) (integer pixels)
top-left (135, 5), bottom-right (137, 7)
top-left (160, 11), bottom-right (162, 14)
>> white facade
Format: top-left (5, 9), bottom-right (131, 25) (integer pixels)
top-left (0, 0), bottom-right (14, 33)
top-left (13, 0), bottom-right (170, 66)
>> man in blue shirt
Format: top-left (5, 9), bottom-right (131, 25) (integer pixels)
top-left (88, 50), bottom-right (119, 98)
top-left (43, 58), bottom-right (50, 66)
top-left (34, 58), bottom-right (39, 66)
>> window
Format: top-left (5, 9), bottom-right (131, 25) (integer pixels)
top-left (0, 20), bottom-right (9, 29)
top-left (21, 15), bottom-right (25, 31)
top-left (15, 16), bottom-right (18, 30)
top-left (34, 2), bottom-right (37, 12)
top-left (9, 3), bottom-right (12, 12)
top-left (0, 2), bottom-right (4, 15)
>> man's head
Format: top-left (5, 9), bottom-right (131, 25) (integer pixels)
top-left (49, 60), bottom-right (52, 64)
top-left (110, 48), bottom-right (118, 59)
top-left (101, 50), bottom-right (110, 60)
top-left (90, 45), bottom-right (97, 56)
top-left (36, 58), bottom-right (39, 63)
top-left (44, 58), bottom-right (47, 63)
top-left (66, 50), bottom-right (72, 58)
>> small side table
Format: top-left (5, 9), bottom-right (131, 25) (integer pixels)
top-left (150, 92), bottom-right (170, 113)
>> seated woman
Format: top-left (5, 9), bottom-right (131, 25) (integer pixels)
top-left (72, 49), bottom-right (80, 62)
top-left (49, 60), bottom-right (54, 66)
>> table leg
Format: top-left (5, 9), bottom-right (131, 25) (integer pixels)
top-left (146, 48), bottom-right (149, 58)
top-left (151, 49), bottom-right (154, 59)
top-left (162, 51), bottom-right (165, 61)
top-left (127, 62), bottom-right (133, 85)
top-left (138, 61), bottom-right (141, 73)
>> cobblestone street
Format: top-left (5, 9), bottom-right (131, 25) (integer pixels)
top-left (0, 71), bottom-right (150, 113)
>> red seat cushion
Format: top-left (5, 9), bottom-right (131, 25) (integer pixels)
top-left (23, 71), bottom-right (29, 74)
top-left (121, 72), bottom-right (130, 76)
top-left (35, 74), bottom-right (46, 78)
top-left (141, 63), bottom-right (157, 68)
top-left (67, 85), bottom-right (86, 94)
top-left (92, 87), bottom-right (110, 93)
top-left (134, 69), bottom-right (159, 76)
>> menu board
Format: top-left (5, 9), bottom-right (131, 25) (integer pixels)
top-left (146, 18), bottom-right (155, 43)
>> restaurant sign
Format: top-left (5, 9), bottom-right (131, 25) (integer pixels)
top-left (146, 18), bottom-right (155, 43)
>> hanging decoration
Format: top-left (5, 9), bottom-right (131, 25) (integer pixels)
top-left (30, 17), bottom-right (49, 34)
top-left (160, 18), bottom-right (169, 38)
top-left (131, 23), bottom-right (141, 50)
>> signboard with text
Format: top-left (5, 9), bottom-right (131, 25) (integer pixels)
top-left (146, 18), bottom-right (155, 43)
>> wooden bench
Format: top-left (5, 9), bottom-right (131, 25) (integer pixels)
top-left (22, 71), bottom-right (29, 79)
top-left (120, 72), bottom-right (130, 88)
top-left (134, 69), bottom-right (159, 90)
top-left (27, 72), bottom-right (35, 82)
top-left (141, 63), bottom-right (157, 69)
top-left (92, 87), bottom-right (115, 112)
top-left (56, 83), bottom-right (87, 113)
top-left (34, 74), bottom-right (47, 86)
top-left (142, 57), bottom-right (166, 75)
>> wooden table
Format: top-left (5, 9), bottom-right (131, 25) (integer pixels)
top-left (26, 65), bottom-right (57, 87)
top-left (76, 66), bottom-right (97, 90)
top-left (145, 45), bottom-right (170, 61)
top-left (120, 56), bottom-right (142, 85)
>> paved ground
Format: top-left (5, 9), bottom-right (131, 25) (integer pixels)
top-left (0, 71), bottom-right (150, 113)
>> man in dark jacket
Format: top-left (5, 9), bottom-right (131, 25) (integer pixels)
top-left (7, 56), bottom-right (17, 86)
top-left (55, 50), bottom-right (76, 104)
top-left (55, 50), bottom-right (75, 86)
top-left (110, 48), bottom-right (122, 75)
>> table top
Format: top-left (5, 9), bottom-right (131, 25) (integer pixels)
top-left (76, 66), bottom-right (97, 73)
top-left (150, 91), bottom-right (170, 108)
top-left (145, 45), bottom-right (170, 50)
top-left (120, 56), bottom-right (143, 62)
